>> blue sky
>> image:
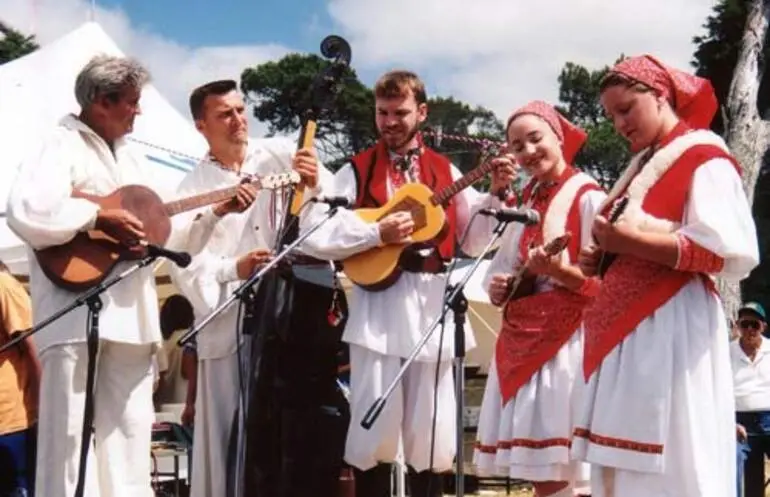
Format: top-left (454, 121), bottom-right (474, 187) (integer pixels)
top-left (97, 0), bottom-right (334, 54)
top-left (1, 0), bottom-right (714, 131)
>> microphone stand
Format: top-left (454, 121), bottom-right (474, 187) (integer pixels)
top-left (178, 205), bottom-right (341, 346)
top-left (0, 253), bottom-right (162, 497)
top-left (360, 218), bottom-right (511, 497)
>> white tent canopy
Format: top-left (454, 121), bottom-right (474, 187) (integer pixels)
top-left (0, 21), bottom-right (207, 275)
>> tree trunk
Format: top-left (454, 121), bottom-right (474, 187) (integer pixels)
top-left (720, 0), bottom-right (770, 319)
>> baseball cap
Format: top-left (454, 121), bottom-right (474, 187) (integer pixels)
top-left (739, 301), bottom-right (766, 321)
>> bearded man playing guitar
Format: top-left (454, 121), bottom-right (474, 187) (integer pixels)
top-left (165, 79), bottom-right (324, 497)
top-left (302, 70), bottom-right (516, 497)
top-left (5, 56), bottom-right (256, 497)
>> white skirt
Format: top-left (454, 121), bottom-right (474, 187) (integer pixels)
top-left (571, 280), bottom-right (736, 497)
top-left (473, 329), bottom-right (589, 484)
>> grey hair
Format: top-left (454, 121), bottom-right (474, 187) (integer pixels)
top-left (74, 54), bottom-right (150, 109)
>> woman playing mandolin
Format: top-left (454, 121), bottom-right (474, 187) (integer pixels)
top-left (571, 55), bottom-right (759, 497)
top-left (474, 101), bottom-right (605, 497)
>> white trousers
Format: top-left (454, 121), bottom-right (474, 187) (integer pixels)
top-left (35, 342), bottom-right (155, 497)
top-left (344, 345), bottom-right (456, 473)
top-left (190, 353), bottom-right (240, 497)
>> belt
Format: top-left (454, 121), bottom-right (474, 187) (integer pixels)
top-left (399, 247), bottom-right (448, 275)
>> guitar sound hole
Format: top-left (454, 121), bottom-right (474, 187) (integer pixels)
top-left (378, 197), bottom-right (427, 230)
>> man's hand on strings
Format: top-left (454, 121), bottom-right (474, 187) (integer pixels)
top-left (213, 181), bottom-right (259, 217)
top-left (236, 248), bottom-right (273, 279)
top-left (489, 153), bottom-right (518, 196)
top-left (293, 148), bottom-right (319, 188)
top-left (378, 211), bottom-right (414, 245)
top-left (95, 208), bottom-right (146, 248)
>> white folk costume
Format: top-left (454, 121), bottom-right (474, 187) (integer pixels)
top-left (166, 137), bottom-right (327, 497)
top-left (473, 102), bottom-right (604, 491)
top-left (301, 135), bottom-right (504, 478)
top-left (5, 114), bottom-right (220, 497)
top-left (570, 56), bottom-right (759, 497)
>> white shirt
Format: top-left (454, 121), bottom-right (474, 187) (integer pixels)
top-left (6, 115), bottom-right (219, 352)
top-left (731, 337), bottom-right (770, 412)
top-left (167, 137), bottom-right (330, 360)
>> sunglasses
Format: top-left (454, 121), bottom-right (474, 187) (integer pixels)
top-left (739, 319), bottom-right (762, 330)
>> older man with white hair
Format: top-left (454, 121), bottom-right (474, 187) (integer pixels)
top-left (6, 55), bottom-right (254, 497)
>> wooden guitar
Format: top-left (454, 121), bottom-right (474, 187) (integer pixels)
top-left (34, 171), bottom-right (301, 292)
top-left (500, 232), bottom-right (572, 305)
top-left (341, 147), bottom-right (502, 291)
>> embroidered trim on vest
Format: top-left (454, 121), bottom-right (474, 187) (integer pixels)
top-left (542, 173), bottom-right (599, 266)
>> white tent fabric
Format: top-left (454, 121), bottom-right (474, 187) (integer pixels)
top-left (0, 21), bottom-right (206, 274)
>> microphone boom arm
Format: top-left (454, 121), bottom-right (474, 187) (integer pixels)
top-left (178, 206), bottom-right (342, 346)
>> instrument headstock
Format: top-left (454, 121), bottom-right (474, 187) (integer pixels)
top-left (258, 171), bottom-right (302, 190)
top-left (608, 196), bottom-right (629, 222)
top-left (307, 35), bottom-right (352, 116)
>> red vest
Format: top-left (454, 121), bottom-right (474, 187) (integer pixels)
top-left (350, 139), bottom-right (458, 259)
top-left (583, 142), bottom-right (741, 379)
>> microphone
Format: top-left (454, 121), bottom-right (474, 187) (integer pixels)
top-left (312, 196), bottom-right (352, 208)
top-left (145, 244), bottom-right (192, 268)
top-left (479, 207), bottom-right (540, 225)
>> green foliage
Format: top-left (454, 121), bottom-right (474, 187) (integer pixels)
top-left (0, 21), bottom-right (39, 64)
top-left (422, 96), bottom-right (506, 185)
top-left (240, 53), bottom-right (377, 170)
top-left (240, 54), bottom-right (505, 174)
top-left (555, 58), bottom-right (630, 189)
top-left (691, 0), bottom-right (770, 134)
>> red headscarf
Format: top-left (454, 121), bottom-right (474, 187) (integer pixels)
top-left (507, 100), bottom-right (587, 164)
top-left (607, 55), bottom-right (718, 129)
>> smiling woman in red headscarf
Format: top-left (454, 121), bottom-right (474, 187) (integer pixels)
top-left (570, 55), bottom-right (759, 497)
top-left (473, 100), bottom-right (605, 497)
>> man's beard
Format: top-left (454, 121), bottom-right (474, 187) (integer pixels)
top-left (382, 125), bottom-right (420, 152)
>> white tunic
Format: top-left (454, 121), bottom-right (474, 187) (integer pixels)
top-left (167, 137), bottom-right (327, 360)
top-left (301, 162), bottom-right (503, 361)
top-left (166, 137), bottom-right (331, 497)
top-left (5, 114), bottom-right (219, 353)
top-left (571, 131), bottom-right (759, 497)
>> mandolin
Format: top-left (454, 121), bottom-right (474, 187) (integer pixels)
top-left (34, 171), bottom-right (300, 292)
top-left (500, 232), bottom-right (572, 305)
top-left (341, 146), bottom-right (503, 291)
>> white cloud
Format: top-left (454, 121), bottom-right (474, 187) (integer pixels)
top-left (1, 0), bottom-right (723, 137)
top-left (0, 0), bottom-right (292, 136)
top-left (327, 0), bottom-right (720, 122)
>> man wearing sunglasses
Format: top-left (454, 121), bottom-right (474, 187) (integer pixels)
top-left (731, 301), bottom-right (770, 497)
